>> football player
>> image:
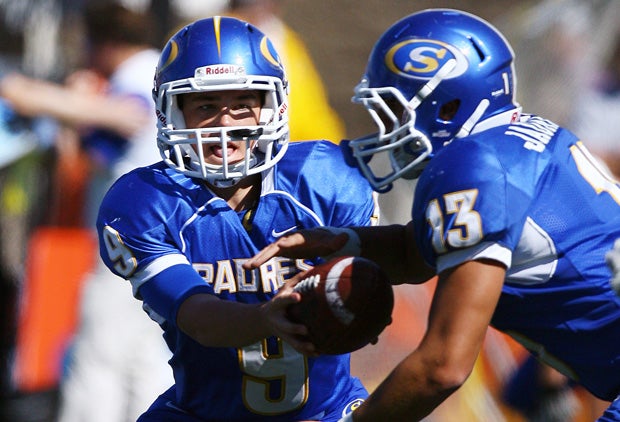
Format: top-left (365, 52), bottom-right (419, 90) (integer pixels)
top-left (96, 16), bottom-right (377, 421)
top-left (244, 8), bottom-right (620, 422)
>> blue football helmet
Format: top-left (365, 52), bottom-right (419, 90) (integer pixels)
top-left (153, 16), bottom-right (289, 186)
top-left (350, 9), bottom-right (520, 192)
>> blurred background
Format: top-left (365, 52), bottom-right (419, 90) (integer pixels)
top-left (1, 0), bottom-right (619, 421)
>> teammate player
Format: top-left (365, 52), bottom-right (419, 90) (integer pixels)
top-left (96, 17), bottom-right (377, 421)
top-left (244, 9), bottom-right (620, 421)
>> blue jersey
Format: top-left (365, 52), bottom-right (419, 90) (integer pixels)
top-left (96, 141), bottom-right (377, 421)
top-left (413, 113), bottom-right (620, 401)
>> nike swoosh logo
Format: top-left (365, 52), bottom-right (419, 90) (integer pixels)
top-left (271, 226), bottom-right (297, 237)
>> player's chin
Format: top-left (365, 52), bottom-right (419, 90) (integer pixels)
top-left (205, 156), bottom-right (240, 166)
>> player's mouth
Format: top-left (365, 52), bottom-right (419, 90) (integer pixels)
top-left (210, 145), bottom-right (236, 159)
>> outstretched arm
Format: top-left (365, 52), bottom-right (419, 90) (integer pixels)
top-left (140, 263), bottom-right (317, 355)
top-left (244, 221), bottom-right (434, 284)
top-left (0, 72), bottom-right (149, 137)
top-left (177, 288), bottom-right (316, 355)
top-left (348, 259), bottom-right (506, 421)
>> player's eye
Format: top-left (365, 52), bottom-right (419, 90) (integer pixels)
top-left (198, 103), bottom-right (218, 111)
top-left (231, 103), bottom-right (253, 111)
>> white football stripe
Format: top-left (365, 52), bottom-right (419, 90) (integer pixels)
top-left (325, 258), bottom-right (355, 324)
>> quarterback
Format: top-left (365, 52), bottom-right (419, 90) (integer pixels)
top-left (97, 17), bottom-right (377, 421)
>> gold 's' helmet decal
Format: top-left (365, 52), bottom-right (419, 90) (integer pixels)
top-left (385, 39), bottom-right (468, 80)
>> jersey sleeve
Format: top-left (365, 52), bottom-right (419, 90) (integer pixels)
top-left (96, 167), bottom-right (213, 325)
top-left (96, 167), bottom-right (188, 281)
top-left (413, 139), bottom-right (534, 272)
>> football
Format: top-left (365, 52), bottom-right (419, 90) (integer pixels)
top-left (287, 256), bottom-right (394, 355)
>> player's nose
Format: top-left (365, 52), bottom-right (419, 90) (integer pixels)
top-left (215, 109), bottom-right (236, 126)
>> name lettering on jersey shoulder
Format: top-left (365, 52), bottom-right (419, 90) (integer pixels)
top-left (505, 116), bottom-right (559, 153)
top-left (193, 257), bottom-right (312, 294)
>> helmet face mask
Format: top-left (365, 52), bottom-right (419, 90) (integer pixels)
top-left (153, 17), bottom-right (290, 186)
top-left (350, 8), bottom-right (520, 192)
top-left (351, 82), bottom-right (432, 192)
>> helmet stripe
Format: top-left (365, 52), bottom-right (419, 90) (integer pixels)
top-left (159, 40), bottom-right (178, 73)
top-left (260, 37), bottom-right (280, 67)
top-left (213, 16), bottom-right (222, 58)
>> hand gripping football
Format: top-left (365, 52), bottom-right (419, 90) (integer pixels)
top-left (287, 256), bottom-right (394, 355)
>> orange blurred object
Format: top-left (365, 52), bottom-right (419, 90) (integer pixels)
top-left (13, 227), bottom-right (97, 391)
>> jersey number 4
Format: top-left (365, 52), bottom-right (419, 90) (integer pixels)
top-left (571, 141), bottom-right (620, 204)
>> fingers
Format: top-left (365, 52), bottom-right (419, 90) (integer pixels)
top-left (278, 323), bottom-right (318, 356)
top-left (244, 229), bottom-right (350, 270)
top-left (243, 242), bottom-right (283, 269)
top-left (284, 335), bottom-right (318, 357)
top-left (266, 292), bottom-right (318, 356)
top-left (284, 269), bottom-right (309, 289)
top-left (243, 233), bottom-right (307, 269)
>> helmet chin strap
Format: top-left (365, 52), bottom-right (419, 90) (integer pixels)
top-left (210, 176), bottom-right (244, 188)
top-left (208, 153), bottom-right (258, 187)
top-left (454, 99), bottom-right (490, 140)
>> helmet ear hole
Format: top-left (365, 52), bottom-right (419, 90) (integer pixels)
top-left (439, 99), bottom-right (460, 121)
top-left (170, 94), bottom-right (187, 129)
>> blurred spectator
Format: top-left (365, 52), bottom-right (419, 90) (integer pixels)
top-left (570, 34), bottom-right (620, 178)
top-left (1, 3), bottom-right (173, 422)
top-left (225, 0), bottom-right (346, 142)
top-left (0, 99), bottom-right (49, 421)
